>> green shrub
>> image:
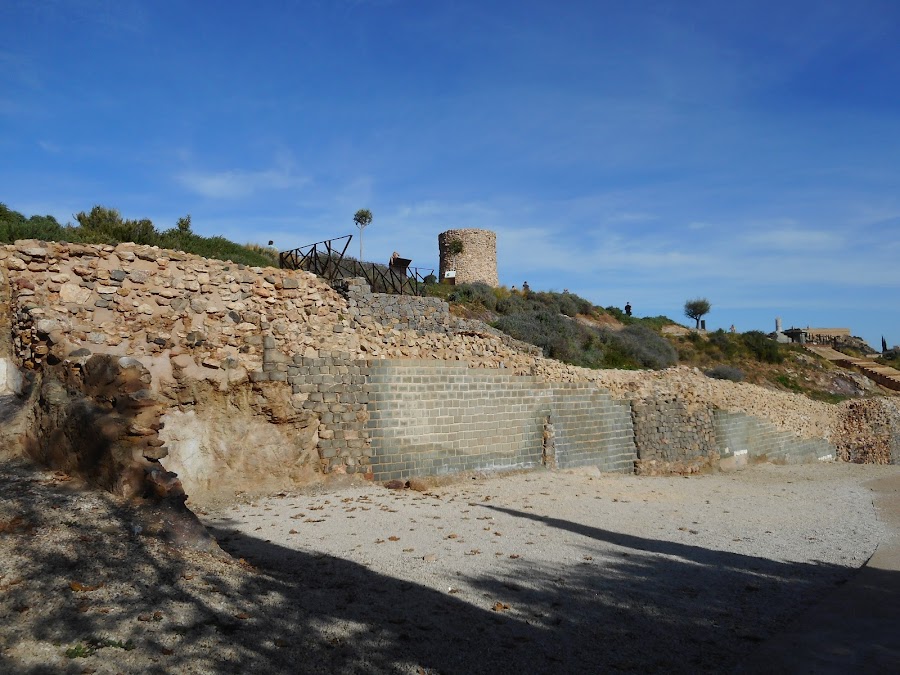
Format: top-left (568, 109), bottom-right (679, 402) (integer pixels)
top-left (448, 283), bottom-right (498, 311)
top-left (705, 365), bottom-right (744, 382)
top-left (1, 204), bottom-right (69, 243)
top-left (608, 325), bottom-right (678, 369)
top-left (1, 203), bottom-right (276, 267)
top-left (742, 331), bottom-right (783, 363)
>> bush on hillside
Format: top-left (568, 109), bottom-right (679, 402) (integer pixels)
top-left (0, 203), bottom-right (277, 267)
top-left (610, 324), bottom-right (678, 370)
top-left (1, 204), bottom-right (69, 242)
top-left (742, 330), bottom-right (783, 363)
top-left (448, 283), bottom-right (498, 311)
top-left (707, 328), bottom-right (739, 358)
top-left (705, 365), bottom-right (744, 382)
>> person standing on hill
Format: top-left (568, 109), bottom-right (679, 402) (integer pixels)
top-left (624, 302), bottom-right (632, 317)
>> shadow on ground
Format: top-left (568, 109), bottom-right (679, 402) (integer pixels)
top-left (1, 465), bottom-right (884, 674)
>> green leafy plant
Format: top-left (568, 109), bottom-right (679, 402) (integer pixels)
top-left (743, 331), bottom-right (783, 363)
top-left (1, 203), bottom-right (277, 267)
top-left (446, 239), bottom-right (464, 256)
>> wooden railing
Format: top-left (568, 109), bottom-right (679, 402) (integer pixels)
top-left (279, 234), bottom-right (434, 296)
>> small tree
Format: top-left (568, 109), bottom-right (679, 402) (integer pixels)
top-left (353, 208), bottom-right (373, 261)
top-left (684, 297), bottom-right (711, 329)
top-left (176, 214), bottom-right (192, 234)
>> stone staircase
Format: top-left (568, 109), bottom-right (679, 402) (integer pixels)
top-left (804, 345), bottom-right (900, 392)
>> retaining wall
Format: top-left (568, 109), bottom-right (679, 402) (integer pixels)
top-left (713, 410), bottom-right (836, 464)
top-left (366, 360), bottom-right (637, 481)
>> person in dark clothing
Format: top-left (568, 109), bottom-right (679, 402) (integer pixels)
top-left (624, 302), bottom-right (632, 317)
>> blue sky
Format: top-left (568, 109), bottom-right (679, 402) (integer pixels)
top-left (2, 0), bottom-right (899, 349)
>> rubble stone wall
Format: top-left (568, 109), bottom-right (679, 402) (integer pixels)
top-left (631, 396), bottom-right (837, 473)
top-left (832, 399), bottom-right (900, 465)
top-left (339, 277), bottom-right (451, 333)
top-left (631, 398), bottom-right (717, 465)
top-left (438, 229), bottom-right (499, 286)
top-left (2, 239), bottom-right (899, 503)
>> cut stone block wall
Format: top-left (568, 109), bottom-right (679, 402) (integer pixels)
top-left (366, 360), bottom-right (544, 480)
top-left (714, 410), bottom-right (836, 464)
top-left (548, 384), bottom-right (636, 471)
top-left (365, 360), bottom-right (636, 481)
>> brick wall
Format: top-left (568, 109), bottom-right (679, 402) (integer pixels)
top-left (714, 410), bottom-right (836, 464)
top-left (365, 360), bottom-right (637, 481)
top-left (366, 360), bottom-right (544, 480)
top-left (548, 383), bottom-right (636, 471)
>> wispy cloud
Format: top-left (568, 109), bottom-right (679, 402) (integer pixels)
top-left (176, 167), bottom-right (309, 199)
top-left (740, 227), bottom-right (843, 252)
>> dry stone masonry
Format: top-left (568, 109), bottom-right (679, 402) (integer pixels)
top-left (1, 239), bottom-right (897, 505)
top-left (438, 228), bottom-right (499, 286)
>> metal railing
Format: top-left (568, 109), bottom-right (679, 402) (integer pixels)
top-left (279, 234), bottom-right (434, 296)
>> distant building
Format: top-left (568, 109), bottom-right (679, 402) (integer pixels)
top-left (782, 326), bottom-right (851, 345)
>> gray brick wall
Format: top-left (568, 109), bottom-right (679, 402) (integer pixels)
top-left (367, 360), bottom-right (545, 480)
top-left (549, 384), bottom-right (636, 472)
top-left (366, 360), bottom-right (636, 481)
top-left (714, 410), bottom-right (836, 464)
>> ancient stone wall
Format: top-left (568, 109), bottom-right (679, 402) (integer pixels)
top-left (832, 399), bottom-right (900, 465)
top-left (438, 229), bottom-right (499, 286)
top-left (0, 261), bottom-right (11, 359)
top-left (3, 239), bottom-right (899, 503)
top-left (631, 397), bottom-right (718, 473)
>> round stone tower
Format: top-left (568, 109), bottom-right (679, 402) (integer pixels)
top-left (438, 229), bottom-right (499, 286)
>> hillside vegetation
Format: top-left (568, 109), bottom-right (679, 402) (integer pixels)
top-left (427, 282), bottom-right (889, 402)
top-left (0, 203), bottom-right (278, 268)
top-left (3, 203), bottom-right (887, 402)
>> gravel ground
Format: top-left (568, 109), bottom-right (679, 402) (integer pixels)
top-left (1, 460), bottom-right (897, 674)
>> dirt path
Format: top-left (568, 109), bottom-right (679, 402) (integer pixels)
top-left (2, 461), bottom-right (898, 674)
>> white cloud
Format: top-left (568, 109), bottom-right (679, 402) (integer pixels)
top-left (741, 227), bottom-right (843, 252)
top-left (176, 167), bottom-right (309, 199)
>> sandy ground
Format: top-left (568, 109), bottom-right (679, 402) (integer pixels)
top-left (1, 460), bottom-right (898, 674)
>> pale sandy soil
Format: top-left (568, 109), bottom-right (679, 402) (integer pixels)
top-left (2, 460), bottom-right (898, 674)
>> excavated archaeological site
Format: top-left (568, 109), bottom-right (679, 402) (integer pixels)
top-left (1, 239), bottom-right (899, 673)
